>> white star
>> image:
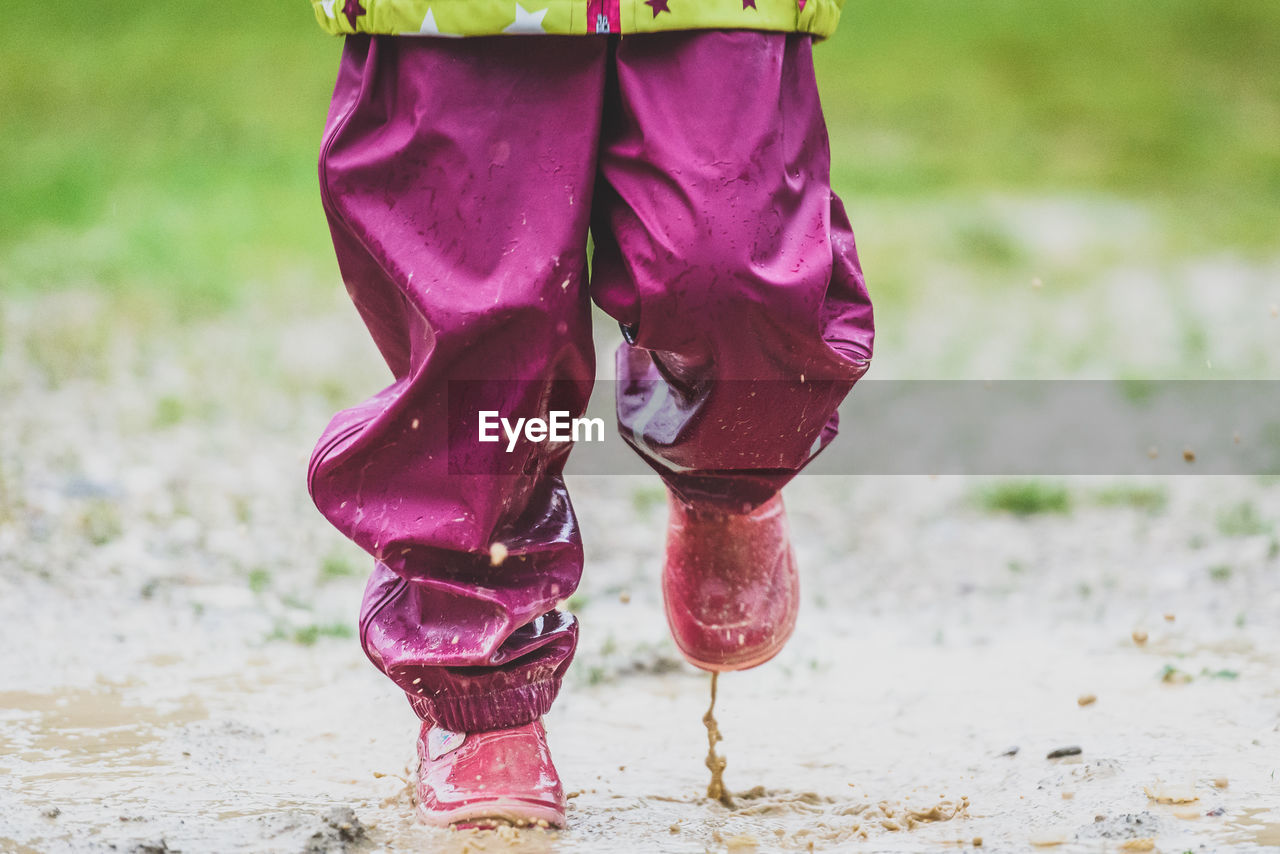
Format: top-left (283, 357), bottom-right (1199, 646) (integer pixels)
top-left (321, 0), bottom-right (336, 16)
top-left (504, 2), bottom-right (548, 33)
top-left (409, 8), bottom-right (461, 36)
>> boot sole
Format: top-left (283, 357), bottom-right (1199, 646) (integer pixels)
top-left (675, 638), bottom-right (788, 673)
top-left (416, 797), bottom-right (566, 830)
top-left (667, 609), bottom-right (797, 673)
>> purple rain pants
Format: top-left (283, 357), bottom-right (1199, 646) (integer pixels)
top-left (310, 32), bottom-right (874, 733)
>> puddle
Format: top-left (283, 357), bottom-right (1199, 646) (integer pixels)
top-left (0, 683), bottom-right (207, 775)
top-left (1227, 807), bottom-right (1280, 846)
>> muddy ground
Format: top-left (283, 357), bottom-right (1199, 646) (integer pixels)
top-left (2, 261), bottom-right (1280, 852)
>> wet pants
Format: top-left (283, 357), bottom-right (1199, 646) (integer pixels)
top-left (309, 32), bottom-right (874, 732)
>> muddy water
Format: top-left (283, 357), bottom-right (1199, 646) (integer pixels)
top-left (703, 673), bottom-right (733, 807)
top-left (5, 583), bottom-right (1278, 853)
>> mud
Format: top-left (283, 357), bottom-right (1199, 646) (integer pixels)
top-left (702, 672), bottom-right (733, 807)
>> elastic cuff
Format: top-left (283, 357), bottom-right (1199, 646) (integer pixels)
top-left (409, 678), bottom-right (561, 733)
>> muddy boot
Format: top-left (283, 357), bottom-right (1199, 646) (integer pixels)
top-left (415, 719), bottom-right (566, 829)
top-left (662, 493), bottom-right (800, 672)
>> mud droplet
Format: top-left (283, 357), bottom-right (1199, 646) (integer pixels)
top-left (1132, 629), bottom-right (1148, 646)
top-left (1145, 779), bottom-right (1198, 803)
top-left (1077, 693), bottom-right (1097, 707)
top-left (1028, 826), bottom-right (1070, 846)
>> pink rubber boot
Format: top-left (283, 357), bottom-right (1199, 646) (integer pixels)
top-left (415, 719), bottom-right (566, 829)
top-left (662, 493), bottom-right (800, 672)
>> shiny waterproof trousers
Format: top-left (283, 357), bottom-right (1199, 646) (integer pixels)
top-left (309, 32), bottom-right (874, 732)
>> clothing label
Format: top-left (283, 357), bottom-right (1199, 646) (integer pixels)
top-left (427, 727), bottom-right (466, 761)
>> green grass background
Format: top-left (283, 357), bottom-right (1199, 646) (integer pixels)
top-left (1, 0), bottom-right (1276, 316)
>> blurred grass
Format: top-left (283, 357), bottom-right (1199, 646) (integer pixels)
top-left (1, 0), bottom-right (1277, 316)
top-left (975, 480), bottom-right (1072, 516)
top-left (0, 1), bottom-right (339, 315)
top-left (824, 2), bottom-right (1279, 225)
top-left (1093, 484), bottom-right (1168, 514)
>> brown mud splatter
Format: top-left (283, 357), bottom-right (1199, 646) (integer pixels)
top-left (703, 672), bottom-right (733, 807)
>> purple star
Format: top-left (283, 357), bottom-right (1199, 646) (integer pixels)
top-left (645, 0), bottom-right (670, 16)
top-left (342, 0), bottom-right (366, 28)
top-left (743, 0), bottom-right (756, 8)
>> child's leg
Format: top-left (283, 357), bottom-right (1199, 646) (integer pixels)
top-left (310, 35), bottom-right (608, 733)
top-left (592, 31), bottom-right (874, 509)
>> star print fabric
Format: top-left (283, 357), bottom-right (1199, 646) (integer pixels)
top-left (311, 0), bottom-right (843, 38)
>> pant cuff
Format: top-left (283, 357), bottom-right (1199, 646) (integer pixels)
top-left (409, 677), bottom-right (561, 733)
